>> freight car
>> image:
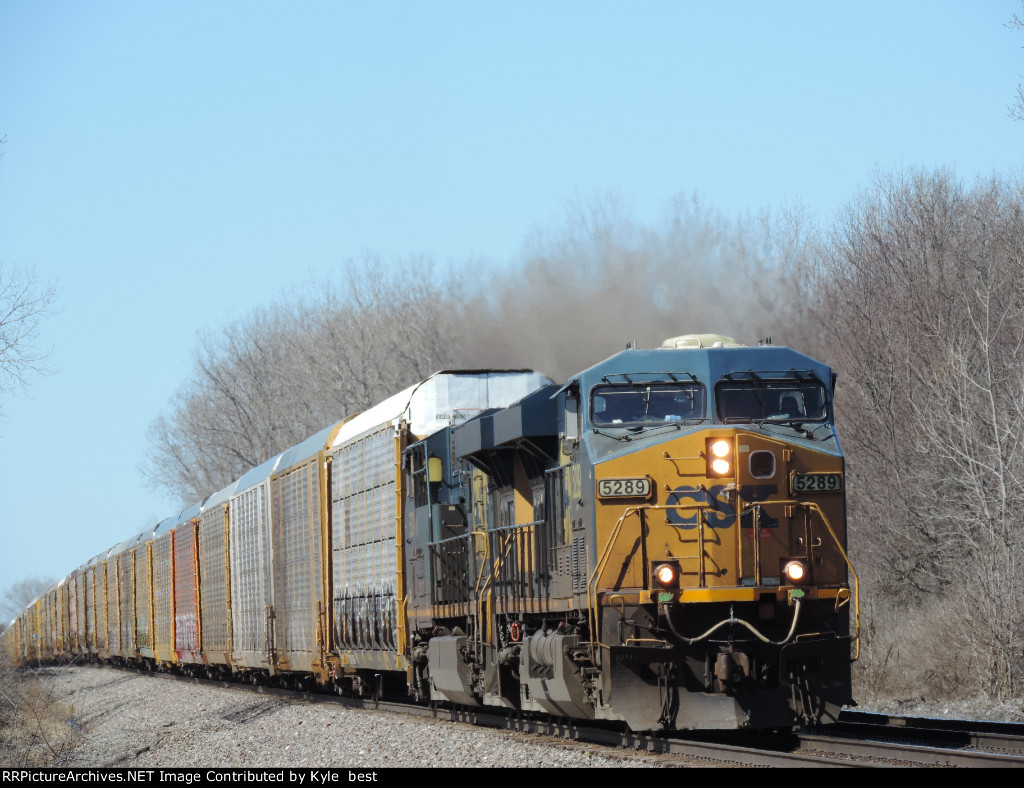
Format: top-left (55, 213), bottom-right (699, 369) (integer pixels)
top-left (3, 334), bottom-right (857, 732)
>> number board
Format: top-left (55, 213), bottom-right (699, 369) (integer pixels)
top-left (791, 473), bottom-right (843, 494)
top-left (597, 478), bottom-right (651, 498)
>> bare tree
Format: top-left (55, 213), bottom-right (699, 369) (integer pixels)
top-left (143, 196), bottom-right (820, 507)
top-left (0, 138), bottom-right (57, 415)
top-left (142, 255), bottom-right (465, 505)
top-left (902, 182), bottom-right (1024, 698)
top-left (811, 167), bottom-right (1024, 699)
top-left (1010, 3), bottom-right (1024, 120)
top-left (0, 262), bottom-right (56, 414)
top-left (0, 577), bottom-right (53, 632)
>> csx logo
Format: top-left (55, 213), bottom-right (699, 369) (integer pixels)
top-left (665, 485), bottom-right (735, 529)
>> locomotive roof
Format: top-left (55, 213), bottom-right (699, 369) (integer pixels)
top-left (570, 343), bottom-right (833, 392)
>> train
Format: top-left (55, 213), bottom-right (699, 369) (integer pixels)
top-left (2, 333), bottom-right (857, 732)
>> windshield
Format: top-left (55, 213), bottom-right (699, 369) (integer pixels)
top-left (715, 379), bottom-right (828, 422)
top-left (591, 383), bottom-right (705, 427)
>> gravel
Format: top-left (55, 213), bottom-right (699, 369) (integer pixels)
top-left (49, 665), bottom-right (673, 768)
top-left (35, 665), bottom-right (1024, 769)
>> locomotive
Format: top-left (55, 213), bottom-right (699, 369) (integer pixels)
top-left (3, 334), bottom-right (857, 732)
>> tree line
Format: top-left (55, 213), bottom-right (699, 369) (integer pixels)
top-left (815, 170), bottom-right (1024, 701)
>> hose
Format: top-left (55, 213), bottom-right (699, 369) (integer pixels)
top-left (659, 598), bottom-right (802, 646)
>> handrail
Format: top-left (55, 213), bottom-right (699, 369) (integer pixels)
top-left (738, 497), bottom-right (860, 660)
top-left (587, 501), bottom-right (719, 657)
top-left (585, 499), bottom-right (860, 662)
top-left (792, 500), bottom-right (860, 661)
top-left (472, 522), bottom-right (531, 647)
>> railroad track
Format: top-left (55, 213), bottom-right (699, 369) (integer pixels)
top-left (793, 710), bottom-right (1024, 767)
top-left (109, 664), bottom-right (1024, 768)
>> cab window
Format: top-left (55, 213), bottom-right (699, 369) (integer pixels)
top-left (591, 383), bottom-right (705, 426)
top-left (716, 380), bottom-right (827, 422)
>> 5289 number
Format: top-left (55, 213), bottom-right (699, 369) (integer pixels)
top-left (791, 473), bottom-right (843, 493)
top-left (597, 478), bottom-right (651, 498)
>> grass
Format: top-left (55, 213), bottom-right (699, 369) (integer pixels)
top-left (0, 651), bottom-right (82, 767)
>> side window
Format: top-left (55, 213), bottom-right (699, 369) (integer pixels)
top-left (532, 484), bottom-right (545, 523)
top-left (564, 393), bottom-right (579, 440)
top-left (545, 469), bottom-right (567, 545)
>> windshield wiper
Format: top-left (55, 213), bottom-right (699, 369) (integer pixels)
top-left (757, 418), bottom-right (834, 440)
top-left (591, 427), bottom-right (632, 442)
top-left (757, 418), bottom-right (810, 436)
top-left (593, 419), bottom-right (707, 441)
top-left (623, 418), bottom-right (708, 437)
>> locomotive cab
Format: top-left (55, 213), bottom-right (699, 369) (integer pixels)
top-left (581, 336), bottom-right (855, 730)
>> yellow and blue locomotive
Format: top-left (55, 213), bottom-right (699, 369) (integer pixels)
top-left (405, 334), bottom-right (856, 730)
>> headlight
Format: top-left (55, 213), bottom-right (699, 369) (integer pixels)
top-left (783, 559), bottom-right (809, 585)
top-left (652, 561), bottom-right (679, 589)
top-left (706, 438), bottom-right (732, 477)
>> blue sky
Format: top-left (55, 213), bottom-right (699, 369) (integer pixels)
top-left (1, 0), bottom-right (1022, 595)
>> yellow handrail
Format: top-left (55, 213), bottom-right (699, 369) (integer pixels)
top-left (739, 497), bottom-right (860, 660)
top-left (587, 501), bottom-right (718, 655)
top-left (792, 500), bottom-right (860, 661)
top-left (585, 499), bottom-right (860, 662)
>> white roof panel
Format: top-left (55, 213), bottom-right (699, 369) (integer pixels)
top-left (331, 370), bottom-right (553, 447)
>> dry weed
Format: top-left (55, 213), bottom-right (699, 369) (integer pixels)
top-left (0, 651), bottom-right (82, 767)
